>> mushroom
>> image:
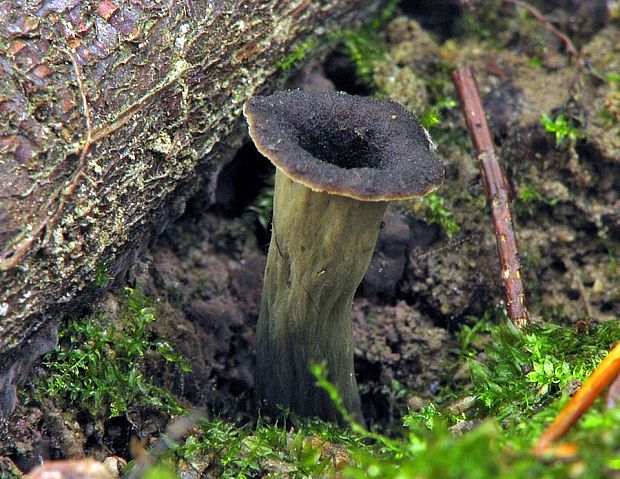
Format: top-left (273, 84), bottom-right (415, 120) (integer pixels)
top-left (244, 90), bottom-right (444, 423)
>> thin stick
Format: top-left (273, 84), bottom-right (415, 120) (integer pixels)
top-left (503, 0), bottom-right (583, 64)
top-left (451, 66), bottom-right (530, 328)
top-left (464, 0), bottom-right (585, 67)
top-left (501, 0), bottom-right (582, 65)
top-left (534, 341), bottom-right (620, 455)
top-left (564, 259), bottom-right (593, 320)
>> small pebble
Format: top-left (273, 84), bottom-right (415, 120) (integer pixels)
top-left (102, 456), bottom-right (127, 477)
top-left (407, 395), bottom-right (426, 412)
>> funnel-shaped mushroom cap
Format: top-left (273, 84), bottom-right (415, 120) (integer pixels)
top-left (244, 90), bottom-right (444, 201)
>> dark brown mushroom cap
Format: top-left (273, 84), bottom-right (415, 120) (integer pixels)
top-left (244, 90), bottom-right (444, 201)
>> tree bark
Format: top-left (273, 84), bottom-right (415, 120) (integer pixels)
top-left (0, 0), bottom-right (385, 414)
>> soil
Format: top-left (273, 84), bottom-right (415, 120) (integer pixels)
top-left (1, 1), bottom-right (619, 474)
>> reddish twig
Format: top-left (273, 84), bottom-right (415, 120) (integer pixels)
top-left (501, 0), bottom-right (583, 65)
top-left (534, 341), bottom-right (620, 455)
top-left (503, 0), bottom-right (583, 64)
top-left (463, 0), bottom-right (585, 66)
top-left (452, 66), bottom-right (530, 329)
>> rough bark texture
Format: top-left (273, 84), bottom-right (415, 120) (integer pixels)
top-left (0, 0), bottom-right (385, 415)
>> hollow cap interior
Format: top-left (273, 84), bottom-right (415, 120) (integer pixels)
top-left (244, 90), bottom-right (444, 201)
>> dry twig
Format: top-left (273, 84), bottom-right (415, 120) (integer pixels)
top-left (452, 66), bottom-right (530, 328)
top-left (501, 0), bottom-right (583, 65)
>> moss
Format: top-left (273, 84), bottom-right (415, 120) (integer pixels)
top-left (32, 287), bottom-right (189, 418)
top-left (0, 457), bottom-right (23, 479)
top-left (413, 192), bottom-right (461, 238)
top-left (275, 1), bottom-right (397, 79)
top-left (135, 314), bottom-right (620, 478)
top-left (373, 62), bottom-right (430, 113)
top-left (92, 259), bottom-right (113, 288)
top-left (467, 320), bottom-right (620, 430)
top-left (514, 180), bottom-right (559, 218)
top-left (458, 2), bottom-right (524, 50)
top-left (540, 113), bottom-right (586, 147)
top-left (276, 38), bottom-right (320, 71)
top-left (246, 177), bottom-right (274, 232)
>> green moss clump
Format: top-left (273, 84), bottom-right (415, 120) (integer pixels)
top-left (470, 320), bottom-right (619, 423)
top-left (276, 38), bottom-right (320, 71)
top-left (36, 287), bottom-right (189, 418)
top-left (415, 192), bottom-right (461, 238)
top-left (246, 178), bottom-right (274, 232)
top-left (136, 315), bottom-right (619, 478)
top-left (277, 0), bottom-right (397, 79)
top-left (92, 259), bottom-right (113, 288)
top-left (540, 113), bottom-right (585, 146)
top-left (514, 181), bottom-right (559, 217)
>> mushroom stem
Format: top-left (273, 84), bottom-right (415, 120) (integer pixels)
top-left (258, 169), bottom-right (386, 423)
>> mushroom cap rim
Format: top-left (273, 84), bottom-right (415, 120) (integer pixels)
top-left (243, 90), bottom-right (445, 202)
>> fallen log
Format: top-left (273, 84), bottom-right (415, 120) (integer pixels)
top-left (0, 0), bottom-right (385, 416)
